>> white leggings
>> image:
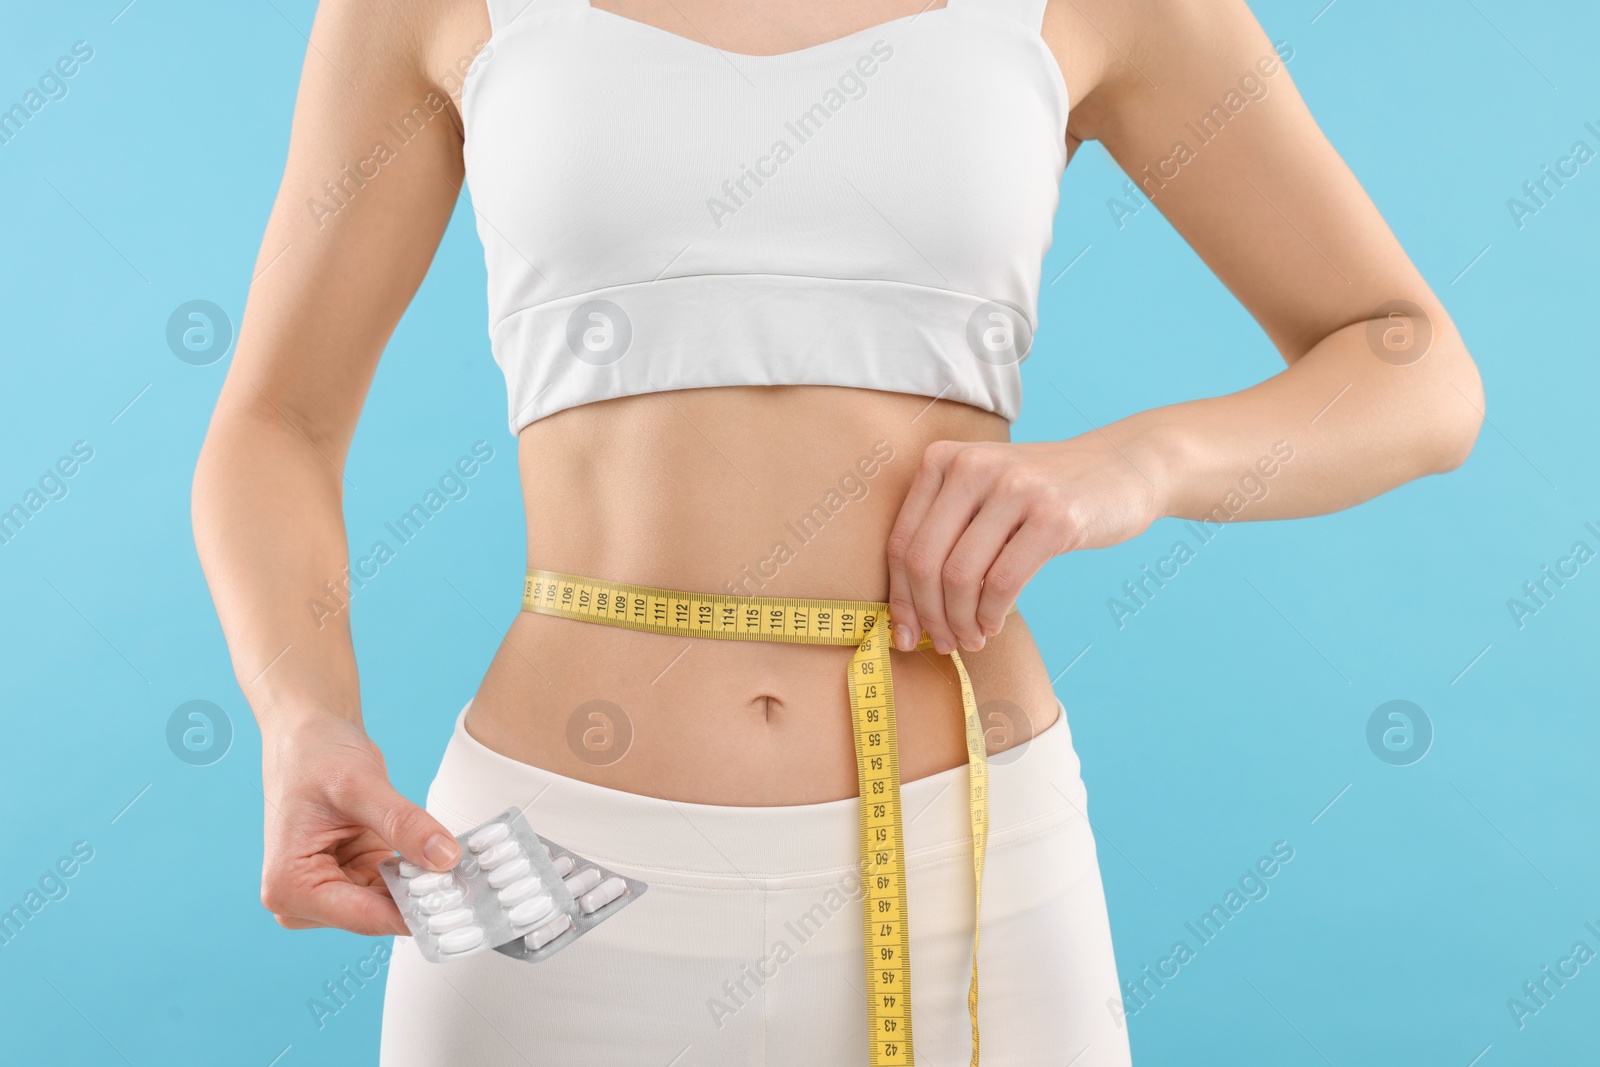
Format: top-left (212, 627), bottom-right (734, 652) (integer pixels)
top-left (380, 703), bottom-right (1131, 1066)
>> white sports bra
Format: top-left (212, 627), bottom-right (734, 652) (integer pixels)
top-left (462, 0), bottom-right (1069, 433)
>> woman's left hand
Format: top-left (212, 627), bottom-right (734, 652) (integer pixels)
top-left (885, 435), bottom-right (1170, 654)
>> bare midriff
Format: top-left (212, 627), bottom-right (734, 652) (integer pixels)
top-left (464, 385), bottom-right (1060, 805)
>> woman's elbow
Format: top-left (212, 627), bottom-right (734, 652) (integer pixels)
top-left (1426, 348), bottom-right (1485, 474)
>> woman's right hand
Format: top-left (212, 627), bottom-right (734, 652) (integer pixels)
top-left (258, 716), bottom-right (461, 936)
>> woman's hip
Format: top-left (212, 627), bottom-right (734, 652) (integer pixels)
top-left (429, 692), bottom-right (1083, 873)
top-left (379, 700), bottom-right (1132, 1065)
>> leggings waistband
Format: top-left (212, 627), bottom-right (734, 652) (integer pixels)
top-left (427, 699), bottom-right (1088, 886)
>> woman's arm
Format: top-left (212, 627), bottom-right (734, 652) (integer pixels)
top-left (886, 0), bottom-right (1483, 655)
top-left (193, 0), bottom-right (479, 934)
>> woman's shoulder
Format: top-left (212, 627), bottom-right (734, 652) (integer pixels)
top-left (306, 0), bottom-right (491, 115)
top-left (1048, 0), bottom-right (1289, 146)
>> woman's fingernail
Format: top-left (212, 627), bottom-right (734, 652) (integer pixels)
top-left (894, 625), bottom-right (914, 651)
top-left (933, 637), bottom-right (954, 655)
top-left (424, 834), bottom-right (460, 870)
top-left (960, 638), bottom-right (982, 653)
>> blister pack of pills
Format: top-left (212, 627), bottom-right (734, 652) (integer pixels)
top-left (493, 835), bottom-right (646, 963)
top-left (379, 806), bottom-right (645, 964)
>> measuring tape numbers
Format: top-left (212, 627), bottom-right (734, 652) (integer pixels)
top-left (522, 569), bottom-right (992, 1066)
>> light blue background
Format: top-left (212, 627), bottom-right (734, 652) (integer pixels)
top-left (2, 1), bottom-right (1596, 1064)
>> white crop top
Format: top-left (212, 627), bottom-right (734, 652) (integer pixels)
top-left (462, 0), bottom-right (1069, 434)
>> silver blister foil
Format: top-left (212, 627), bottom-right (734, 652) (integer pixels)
top-left (493, 833), bottom-right (648, 964)
top-left (380, 806), bottom-right (577, 963)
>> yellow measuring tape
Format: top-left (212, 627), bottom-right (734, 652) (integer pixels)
top-left (522, 568), bottom-right (992, 1066)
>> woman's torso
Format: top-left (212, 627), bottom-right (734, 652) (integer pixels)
top-left (467, 386), bottom-right (1061, 804)
top-left (424, 0), bottom-right (1081, 802)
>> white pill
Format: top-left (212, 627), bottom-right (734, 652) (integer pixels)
top-left (563, 866), bottom-right (602, 896)
top-left (408, 871), bottom-right (453, 896)
top-left (551, 854), bottom-right (575, 878)
top-left (417, 887), bottom-right (466, 915)
top-left (467, 822), bottom-right (511, 853)
top-left (507, 893), bottom-right (556, 927)
top-left (580, 876), bottom-right (627, 914)
top-left (477, 840), bottom-right (522, 870)
top-left (497, 876), bottom-right (545, 907)
top-left (438, 924), bottom-right (485, 954)
top-left (427, 907), bottom-right (475, 934)
top-left (525, 912), bottom-right (573, 951)
top-left (398, 860), bottom-right (425, 878)
top-left (486, 857), bottom-right (532, 889)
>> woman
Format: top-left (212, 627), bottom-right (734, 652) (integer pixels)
top-left (192, 0), bottom-right (1483, 1062)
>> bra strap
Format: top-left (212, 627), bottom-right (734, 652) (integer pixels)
top-left (947, 0), bottom-right (1050, 32)
top-left (486, 0), bottom-right (587, 34)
